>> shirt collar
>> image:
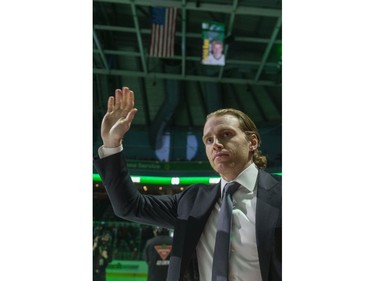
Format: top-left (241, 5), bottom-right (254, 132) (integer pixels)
top-left (220, 162), bottom-right (259, 196)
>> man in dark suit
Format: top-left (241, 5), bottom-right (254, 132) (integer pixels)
top-left (94, 86), bottom-right (281, 281)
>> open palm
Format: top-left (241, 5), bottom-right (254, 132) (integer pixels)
top-left (101, 87), bottom-right (138, 148)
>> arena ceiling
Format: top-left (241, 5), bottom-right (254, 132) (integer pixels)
top-left (93, 0), bottom-right (282, 172)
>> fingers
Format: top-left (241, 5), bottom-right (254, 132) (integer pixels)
top-left (123, 87), bottom-right (135, 112)
top-left (123, 87), bottom-right (137, 123)
top-left (107, 96), bottom-right (114, 113)
top-left (107, 86), bottom-right (136, 114)
top-left (114, 89), bottom-right (122, 111)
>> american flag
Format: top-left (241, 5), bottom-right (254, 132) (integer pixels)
top-left (149, 7), bottom-right (177, 58)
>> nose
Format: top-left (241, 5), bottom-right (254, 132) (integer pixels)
top-left (212, 137), bottom-right (223, 149)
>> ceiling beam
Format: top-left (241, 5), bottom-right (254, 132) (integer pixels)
top-left (254, 17), bottom-right (282, 81)
top-left (93, 49), bottom-right (279, 68)
top-left (93, 68), bottom-right (280, 86)
top-left (94, 0), bottom-right (281, 17)
top-left (93, 30), bottom-right (109, 71)
top-left (181, 0), bottom-right (187, 77)
top-left (130, 1), bottom-right (148, 74)
top-left (218, 0), bottom-right (238, 79)
top-left (93, 25), bottom-right (282, 45)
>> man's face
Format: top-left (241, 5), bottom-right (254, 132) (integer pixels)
top-left (212, 42), bottom-right (223, 59)
top-left (203, 114), bottom-right (256, 181)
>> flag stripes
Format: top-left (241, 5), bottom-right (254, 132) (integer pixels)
top-left (149, 7), bottom-right (177, 58)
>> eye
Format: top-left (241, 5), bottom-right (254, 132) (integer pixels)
top-left (205, 137), bottom-right (213, 144)
top-left (222, 131), bottom-right (232, 138)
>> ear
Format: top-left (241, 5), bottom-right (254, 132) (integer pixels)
top-left (247, 133), bottom-right (258, 151)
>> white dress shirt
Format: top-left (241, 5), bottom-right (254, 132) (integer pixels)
top-left (196, 163), bottom-right (262, 281)
top-left (98, 146), bottom-right (262, 281)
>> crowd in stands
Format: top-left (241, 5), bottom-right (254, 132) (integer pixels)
top-left (93, 221), bottom-right (155, 261)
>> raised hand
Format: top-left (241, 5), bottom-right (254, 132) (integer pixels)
top-left (101, 87), bottom-right (138, 148)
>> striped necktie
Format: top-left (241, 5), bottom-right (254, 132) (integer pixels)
top-left (212, 181), bottom-right (240, 281)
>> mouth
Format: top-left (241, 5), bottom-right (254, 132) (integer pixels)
top-left (213, 152), bottom-right (229, 161)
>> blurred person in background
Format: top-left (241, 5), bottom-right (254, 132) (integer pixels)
top-left (93, 231), bottom-right (113, 281)
top-left (143, 227), bottom-right (173, 281)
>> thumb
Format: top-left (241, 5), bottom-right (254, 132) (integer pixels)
top-left (125, 108), bottom-right (138, 123)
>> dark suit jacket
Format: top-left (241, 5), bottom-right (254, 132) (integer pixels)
top-left (94, 152), bottom-right (281, 281)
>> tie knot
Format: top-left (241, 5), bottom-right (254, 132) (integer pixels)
top-left (224, 182), bottom-right (240, 197)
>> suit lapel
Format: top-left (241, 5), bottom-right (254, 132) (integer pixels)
top-left (181, 183), bottom-right (221, 278)
top-left (184, 182), bottom-right (221, 249)
top-left (190, 182), bottom-right (221, 217)
top-left (256, 170), bottom-right (281, 281)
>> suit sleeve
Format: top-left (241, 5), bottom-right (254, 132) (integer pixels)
top-left (94, 152), bottom-right (179, 228)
